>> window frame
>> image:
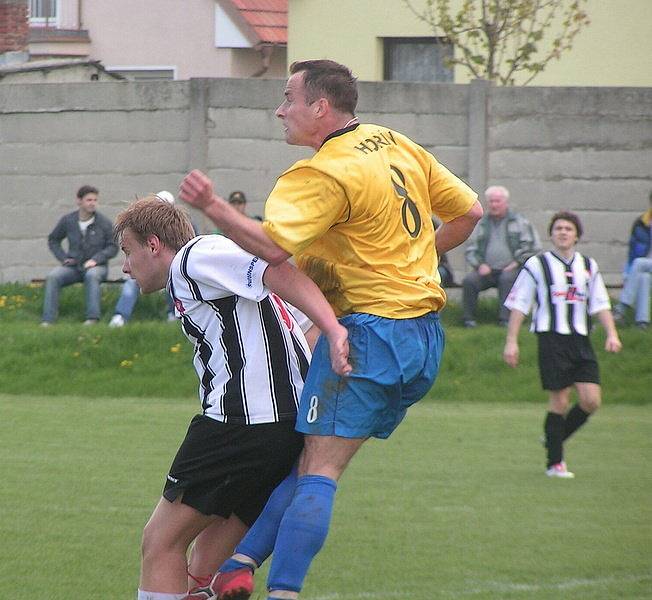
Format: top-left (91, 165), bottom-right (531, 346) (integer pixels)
top-left (383, 36), bottom-right (454, 83)
top-left (29, 0), bottom-right (60, 26)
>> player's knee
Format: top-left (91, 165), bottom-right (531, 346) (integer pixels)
top-left (141, 521), bottom-right (160, 561)
top-left (548, 395), bottom-right (569, 415)
top-left (580, 394), bottom-right (601, 413)
top-left (141, 521), bottom-right (178, 562)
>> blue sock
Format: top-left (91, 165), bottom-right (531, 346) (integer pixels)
top-left (220, 466), bottom-right (298, 572)
top-left (267, 475), bottom-right (337, 594)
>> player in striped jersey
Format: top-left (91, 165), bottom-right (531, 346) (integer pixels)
top-left (113, 196), bottom-right (350, 600)
top-left (503, 211), bottom-right (622, 478)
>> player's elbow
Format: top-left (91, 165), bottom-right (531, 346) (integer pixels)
top-left (468, 200), bottom-right (484, 223)
top-left (265, 245), bottom-right (292, 266)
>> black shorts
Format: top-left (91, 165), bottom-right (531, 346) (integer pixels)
top-left (537, 332), bottom-right (600, 391)
top-left (163, 415), bottom-right (303, 526)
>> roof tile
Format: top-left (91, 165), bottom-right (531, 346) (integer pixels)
top-left (229, 0), bottom-right (287, 44)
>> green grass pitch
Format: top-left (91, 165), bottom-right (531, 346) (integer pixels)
top-left (1, 395), bottom-right (650, 599)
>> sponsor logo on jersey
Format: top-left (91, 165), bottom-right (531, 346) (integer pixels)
top-left (246, 256), bottom-right (259, 288)
top-left (271, 292), bottom-right (293, 331)
top-left (552, 286), bottom-right (586, 302)
top-left (174, 298), bottom-right (186, 314)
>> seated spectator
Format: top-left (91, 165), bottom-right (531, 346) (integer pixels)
top-left (213, 191), bottom-right (262, 235)
top-left (462, 185), bottom-right (541, 327)
top-left (613, 191), bottom-right (652, 329)
top-left (41, 185), bottom-right (117, 326)
top-left (109, 191), bottom-right (192, 327)
top-left (438, 252), bottom-right (455, 288)
top-left (227, 190), bottom-right (248, 214)
top-left (433, 217), bottom-right (455, 287)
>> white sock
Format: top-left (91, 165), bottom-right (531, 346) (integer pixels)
top-left (137, 590), bottom-right (187, 600)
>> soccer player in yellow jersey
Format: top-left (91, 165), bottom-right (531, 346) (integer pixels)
top-left (180, 59), bottom-right (482, 600)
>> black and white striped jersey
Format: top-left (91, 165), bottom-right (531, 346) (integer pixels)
top-left (504, 250), bottom-right (611, 336)
top-left (168, 235), bottom-right (311, 425)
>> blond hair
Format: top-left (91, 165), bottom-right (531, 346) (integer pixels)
top-left (114, 196), bottom-right (196, 252)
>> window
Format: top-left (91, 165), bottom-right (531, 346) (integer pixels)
top-left (384, 37), bottom-right (454, 83)
top-left (29, 0), bottom-right (58, 23)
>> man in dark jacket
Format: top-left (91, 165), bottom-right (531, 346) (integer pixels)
top-left (41, 185), bottom-right (117, 325)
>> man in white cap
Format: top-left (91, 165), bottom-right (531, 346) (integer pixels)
top-left (109, 192), bottom-right (191, 326)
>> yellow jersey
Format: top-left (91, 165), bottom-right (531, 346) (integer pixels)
top-left (263, 123), bottom-right (477, 318)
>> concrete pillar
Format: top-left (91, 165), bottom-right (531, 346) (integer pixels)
top-left (188, 78), bottom-right (210, 232)
top-left (468, 78), bottom-right (490, 196)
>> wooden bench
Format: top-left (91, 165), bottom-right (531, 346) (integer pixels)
top-left (30, 278), bottom-right (126, 286)
top-left (442, 282), bottom-right (623, 291)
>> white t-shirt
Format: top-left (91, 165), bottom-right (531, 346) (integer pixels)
top-left (78, 216), bottom-right (95, 235)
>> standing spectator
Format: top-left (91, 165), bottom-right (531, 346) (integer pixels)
top-left (503, 211), bottom-right (622, 478)
top-left (41, 185), bottom-right (117, 326)
top-left (612, 191), bottom-right (652, 329)
top-left (462, 185), bottom-right (541, 327)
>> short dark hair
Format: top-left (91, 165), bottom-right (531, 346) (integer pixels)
top-left (549, 211), bottom-right (583, 238)
top-left (77, 185), bottom-right (98, 199)
top-left (228, 191), bottom-right (247, 205)
top-left (289, 59), bottom-right (358, 115)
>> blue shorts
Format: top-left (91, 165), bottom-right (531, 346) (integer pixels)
top-left (296, 312), bottom-right (444, 439)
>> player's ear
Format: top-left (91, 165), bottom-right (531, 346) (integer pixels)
top-left (313, 97), bottom-right (329, 118)
top-left (146, 234), bottom-right (162, 254)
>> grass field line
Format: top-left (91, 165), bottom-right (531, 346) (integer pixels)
top-left (459, 572), bottom-right (652, 595)
top-left (302, 573), bottom-right (652, 599)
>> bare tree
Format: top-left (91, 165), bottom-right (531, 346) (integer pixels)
top-left (403, 0), bottom-right (590, 85)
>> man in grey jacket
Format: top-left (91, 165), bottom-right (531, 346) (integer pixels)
top-left (462, 185), bottom-right (541, 327)
top-left (41, 185), bottom-right (117, 325)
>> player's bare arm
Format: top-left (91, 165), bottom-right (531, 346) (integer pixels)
top-left (263, 261), bottom-right (352, 376)
top-left (596, 309), bottom-right (623, 353)
top-left (180, 169), bottom-right (290, 265)
top-left (435, 200), bottom-right (483, 255)
top-left (503, 309), bottom-right (526, 368)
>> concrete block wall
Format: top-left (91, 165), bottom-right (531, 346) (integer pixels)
top-left (488, 86), bottom-right (652, 283)
top-left (1, 78), bottom-right (651, 287)
top-left (0, 81), bottom-right (191, 281)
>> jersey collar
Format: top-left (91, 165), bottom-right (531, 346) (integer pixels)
top-left (320, 121), bottom-right (360, 149)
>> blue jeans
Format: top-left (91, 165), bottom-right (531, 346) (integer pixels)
top-left (41, 264), bottom-right (107, 322)
top-left (619, 257), bottom-right (652, 323)
top-left (114, 278), bottom-right (140, 320)
top-left (113, 278), bottom-right (175, 320)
